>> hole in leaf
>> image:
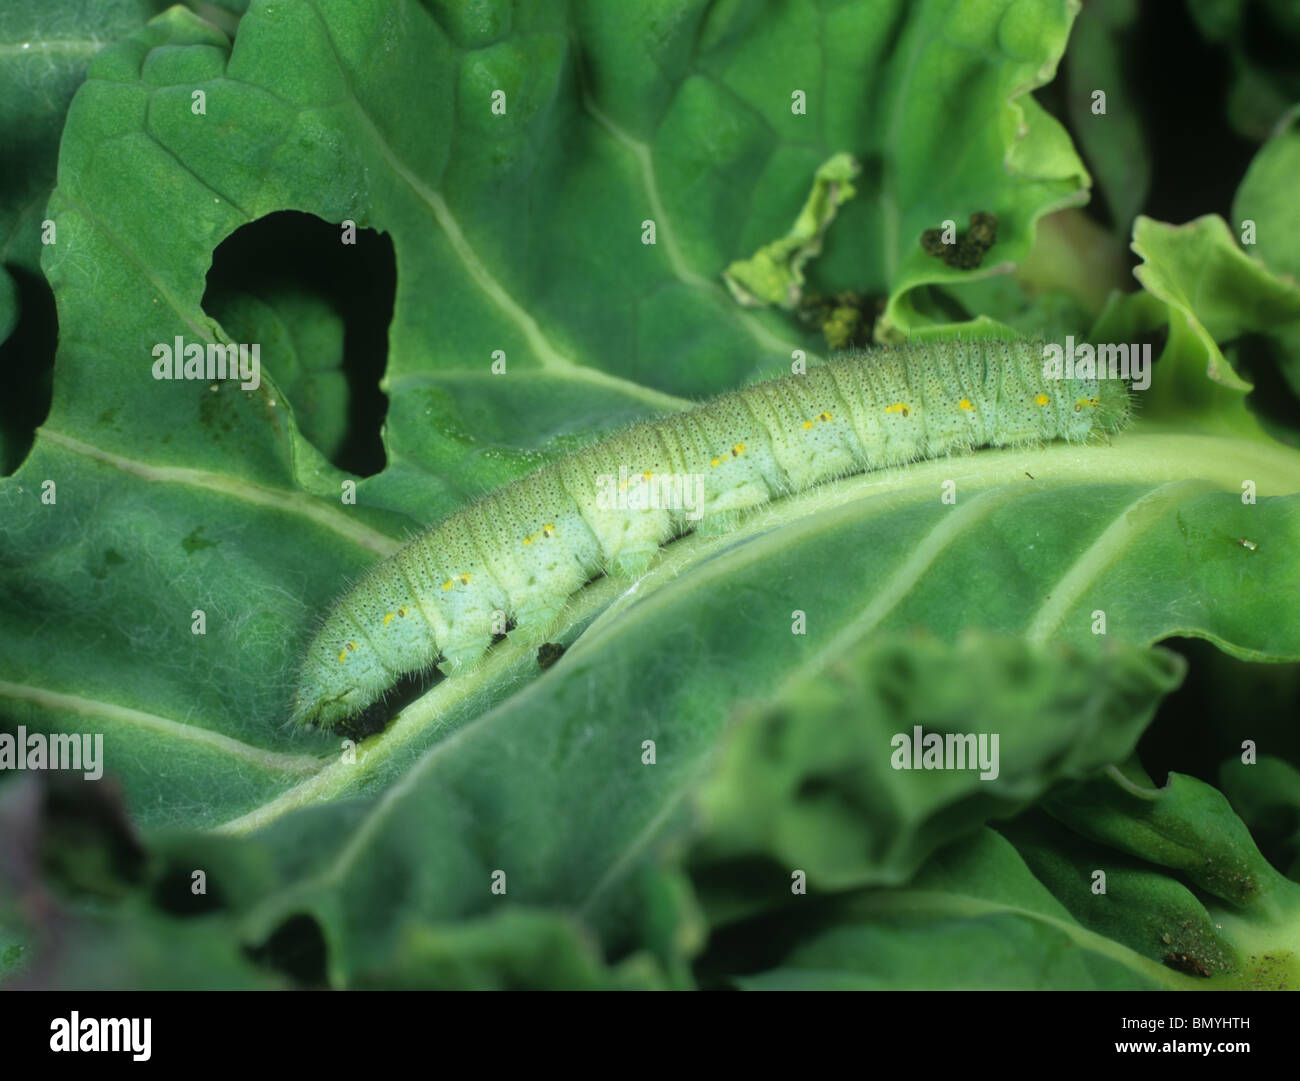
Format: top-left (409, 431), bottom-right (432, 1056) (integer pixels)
top-left (1138, 636), bottom-right (1300, 787)
top-left (245, 912), bottom-right (328, 987)
top-left (202, 211), bottom-right (395, 477)
top-left (0, 266), bottom-right (57, 476)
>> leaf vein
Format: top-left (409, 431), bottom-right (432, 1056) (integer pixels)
top-left (0, 679), bottom-right (322, 774)
top-left (39, 428), bottom-right (402, 556)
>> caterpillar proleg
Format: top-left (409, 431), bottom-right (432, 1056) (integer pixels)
top-left (292, 339), bottom-right (1131, 729)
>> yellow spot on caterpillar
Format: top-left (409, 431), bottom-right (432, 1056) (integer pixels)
top-left (802, 420), bottom-right (814, 430)
top-left (347, 641), bottom-right (356, 651)
top-left (1035, 394), bottom-right (1050, 406)
top-left (459, 573), bottom-right (471, 585)
top-left (710, 457), bottom-right (721, 467)
top-left (959, 399), bottom-right (973, 411)
top-left (643, 471), bottom-right (653, 480)
top-left (398, 606), bottom-right (408, 617)
top-left (383, 612), bottom-right (395, 626)
top-left (543, 524), bottom-right (555, 537)
top-left (817, 411), bottom-right (832, 422)
top-left (523, 535), bottom-right (534, 545)
top-left (1074, 397), bottom-right (1099, 412)
top-left (442, 579), bottom-right (454, 591)
top-left (732, 443), bottom-right (745, 456)
top-left (338, 650), bottom-right (347, 663)
top-left (885, 403), bottom-right (910, 417)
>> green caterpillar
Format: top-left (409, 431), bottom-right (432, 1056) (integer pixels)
top-left (293, 339), bottom-right (1131, 729)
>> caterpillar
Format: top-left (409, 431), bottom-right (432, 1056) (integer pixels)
top-left (292, 338), bottom-right (1131, 729)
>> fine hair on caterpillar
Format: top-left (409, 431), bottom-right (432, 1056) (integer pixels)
top-left (292, 338), bottom-right (1132, 729)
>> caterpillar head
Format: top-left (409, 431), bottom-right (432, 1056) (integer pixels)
top-left (1094, 375), bottom-right (1133, 435)
top-left (291, 613), bottom-right (389, 729)
top-left (1062, 373), bottom-right (1131, 442)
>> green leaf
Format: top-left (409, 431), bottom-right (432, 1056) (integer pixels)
top-left (4, 0), bottom-right (1300, 990)
top-left (691, 631), bottom-right (1183, 895)
top-left (737, 768), bottom-right (1300, 990)
top-left (1041, 765), bottom-right (1300, 987)
top-left (734, 829), bottom-right (1176, 989)
top-left (860, 0), bottom-right (1091, 336)
top-left (2, 631), bottom-right (1182, 990)
top-left (1003, 808), bottom-right (1243, 978)
top-left (205, 285), bottom-right (351, 464)
top-left (0, 0), bottom-right (169, 279)
top-left (352, 908), bottom-right (673, 991)
top-left (0, 0), bottom-right (172, 472)
top-left (1129, 213), bottom-right (1300, 433)
top-left (1220, 756), bottom-right (1300, 881)
top-left (1232, 107), bottom-right (1300, 283)
top-left (722, 151), bottom-right (859, 309)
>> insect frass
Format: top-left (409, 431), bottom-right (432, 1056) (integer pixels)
top-left (293, 338), bottom-right (1131, 729)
